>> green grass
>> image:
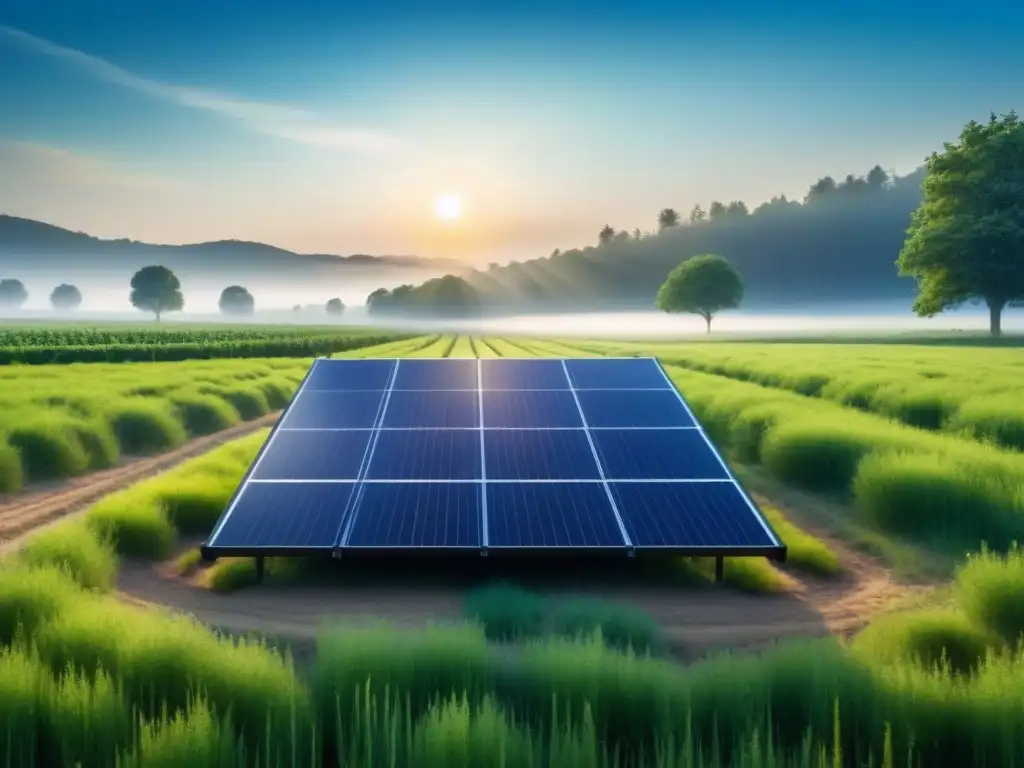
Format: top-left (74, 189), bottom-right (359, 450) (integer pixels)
top-left (15, 520), bottom-right (119, 591)
top-left (761, 506), bottom-right (841, 577)
top-left (954, 543), bottom-right (1024, 646)
top-left (852, 609), bottom-right (995, 675)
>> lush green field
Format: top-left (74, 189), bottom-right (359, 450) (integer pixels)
top-left (0, 324), bottom-right (406, 364)
top-left (0, 335), bottom-right (432, 493)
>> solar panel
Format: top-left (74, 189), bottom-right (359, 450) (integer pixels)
top-left (201, 356), bottom-right (786, 562)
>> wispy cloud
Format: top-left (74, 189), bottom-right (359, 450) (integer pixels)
top-left (0, 139), bottom-right (181, 190)
top-left (0, 26), bottom-right (401, 153)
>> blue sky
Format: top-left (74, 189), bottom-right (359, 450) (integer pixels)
top-left (0, 0), bottom-right (1021, 264)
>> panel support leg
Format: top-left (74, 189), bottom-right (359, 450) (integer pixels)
top-left (254, 556), bottom-right (265, 585)
top-left (714, 556), bottom-right (724, 584)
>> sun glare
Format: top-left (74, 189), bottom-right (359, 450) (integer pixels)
top-left (434, 194), bottom-right (463, 221)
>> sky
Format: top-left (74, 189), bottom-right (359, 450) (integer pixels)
top-left (0, 0), bottom-right (1021, 266)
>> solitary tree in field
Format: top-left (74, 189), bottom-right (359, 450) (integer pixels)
top-left (0, 278), bottom-right (28, 309)
top-left (292, 304), bottom-right (302, 313)
top-left (129, 265), bottom-right (183, 322)
top-left (218, 285), bottom-right (255, 316)
top-left (897, 111), bottom-right (1024, 337)
top-left (658, 208), bottom-right (680, 231)
top-left (50, 283), bottom-right (82, 311)
top-left (656, 254), bottom-right (744, 333)
top-left (325, 297), bottom-right (345, 316)
top-left (598, 225), bottom-right (616, 246)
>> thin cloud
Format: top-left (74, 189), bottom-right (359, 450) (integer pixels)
top-left (0, 140), bottom-right (181, 190)
top-left (0, 26), bottom-right (400, 153)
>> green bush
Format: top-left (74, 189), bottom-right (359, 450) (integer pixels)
top-left (0, 438), bottom-right (24, 492)
top-left (107, 399), bottom-right (188, 454)
top-left (6, 416), bottom-right (90, 481)
top-left (760, 422), bottom-right (875, 492)
top-left (18, 522), bottom-right (118, 591)
top-left (84, 491), bottom-right (177, 559)
top-left (853, 609), bottom-right (994, 675)
top-left (548, 596), bottom-right (664, 654)
top-left (214, 386), bottom-right (270, 420)
top-left (464, 584), bottom-right (546, 641)
top-left (954, 544), bottom-right (1024, 645)
top-left (168, 391), bottom-right (240, 436)
top-left (68, 417), bottom-right (120, 469)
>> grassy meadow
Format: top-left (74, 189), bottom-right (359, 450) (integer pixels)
top-left (3, 331), bottom-right (1024, 765)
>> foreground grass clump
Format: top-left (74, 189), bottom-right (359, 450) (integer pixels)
top-left (16, 521), bottom-right (119, 591)
top-left (853, 609), bottom-right (995, 675)
top-left (954, 543), bottom-right (1024, 645)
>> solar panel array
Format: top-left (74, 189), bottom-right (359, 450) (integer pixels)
top-left (201, 357), bottom-right (785, 559)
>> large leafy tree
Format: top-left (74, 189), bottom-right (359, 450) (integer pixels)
top-left (898, 111), bottom-right (1024, 336)
top-left (658, 208), bottom-right (680, 231)
top-left (0, 279), bottom-right (28, 309)
top-left (130, 265), bottom-right (183, 322)
top-left (325, 297), bottom-right (345, 315)
top-left (219, 285), bottom-right (255, 316)
top-left (598, 225), bottom-right (616, 246)
top-left (656, 254), bottom-right (744, 333)
top-left (50, 283), bottom-right (82, 311)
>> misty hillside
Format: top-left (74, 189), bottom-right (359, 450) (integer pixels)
top-left (0, 215), bottom-right (463, 273)
top-left (368, 165), bottom-right (928, 315)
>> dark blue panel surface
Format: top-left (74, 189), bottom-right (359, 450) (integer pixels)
top-left (566, 358), bottom-right (670, 390)
top-left (382, 390), bottom-right (480, 428)
top-left (282, 390), bottom-right (385, 430)
top-left (486, 482), bottom-right (626, 548)
top-left (576, 390), bottom-right (695, 429)
top-left (481, 390), bottom-right (582, 428)
top-left (485, 429), bottom-right (600, 480)
top-left (480, 359), bottom-right (570, 390)
top-left (346, 482), bottom-right (482, 547)
top-left (609, 481), bottom-right (777, 548)
top-left (365, 429), bottom-right (482, 480)
top-left (592, 429), bottom-right (729, 480)
top-left (304, 359), bottom-right (395, 391)
top-left (210, 482), bottom-right (356, 548)
top-left (393, 359), bottom-right (479, 390)
top-left (252, 430), bottom-right (372, 480)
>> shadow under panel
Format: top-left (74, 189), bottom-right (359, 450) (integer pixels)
top-left (480, 358), bottom-right (571, 390)
top-left (609, 481), bottom-right (778, 549)
top-left (382, 390), bottom-right (480, 428)
top-left (484, 429), bottom-right (600, 480)
top-left (345, 482), bottom-right (482, 548)
top-left (393, 359), bottom-right (480, 390)
top-left (252, 429), bottom-right (372, 480)
top-left (282, 390), bottom-right (385, 430)
top-left (365, 429), bottom-right (482, 480)
top-left (486, 482), bottom-right (627, 549)
top-left (592, 429), bottom-right (729, 480)
top-left (304, 359), bottom-right (395, 391)
top-left (208, 481), bottom-right (356, 549)
top-left (565, 357), bottom-right (670, 390)
top-left (481, 389), bottom-right (582, 428)
top-left (576, 389), bottom-right (695, 429)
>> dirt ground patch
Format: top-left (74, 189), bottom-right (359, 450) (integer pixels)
top-left (0, 413), bottom-right (280, 555)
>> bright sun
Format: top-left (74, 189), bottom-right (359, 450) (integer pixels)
top-left (434, 194), bottom-right (462, 221)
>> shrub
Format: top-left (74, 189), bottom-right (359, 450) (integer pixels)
top-left (548, 596), bottom-right (664, 654)
top-left (84, 491), bottom-right (177, 559)
top-left (464, 584), bottom-right (546, 641)
top-left (954, 544), bottom-right (1024, 645)
top-left (760, 421), bottom-right (875, 492)
top-left (5, 416), bottom-right (90, 481)
top-left (18, 522), bottom-right (118, 591)
top-left (107, 399), bottom-right (188, 454)
top-left (151, 474), bottom-right (236, 535)
top-left (214, 386), bottom-right (270, 420)
top-left (167, 391), bottom-right (240, 436)
top-left (853, 609), bottom-right (994, 675)
top-left (0, 438), bottom-right (23, 491)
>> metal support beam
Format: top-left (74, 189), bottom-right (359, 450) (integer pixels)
top-left (255, 556), bottom-right (265, 584)
top-left (714, 556), bottom-right (724, 583)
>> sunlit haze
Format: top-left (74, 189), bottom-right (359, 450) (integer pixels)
top-left (0, 1), bottom-right (1021, 266)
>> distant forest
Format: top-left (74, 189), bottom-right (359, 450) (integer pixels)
top-left (368, 165), bottom-right (926, 314)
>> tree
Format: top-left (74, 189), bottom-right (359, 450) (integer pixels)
top-left (598, 225), bottom-right (616, 246)
top-left (218, 285), bottom-right (255, 316)
top-left (292, 304), bottom-right (302, 313)
top-left (50, 283), bottom-right (82, 311)
top-left (897, 111), bottom-right (1024, 336)
top-left (689, 204), bottom-right (706, 223)
top-left (0, 279), bottom-right (28, 309)
top-left (656, 254), bottom-right (744, 333)
top-left (325, 297), bottom-right (345, 315)
top-left (708, 201), bottom-right (727, 221)
top-left (129, 265), bottom-right (183, 322)
top-left (632, 228), bottom-right (642, 241)
top-left (658, 208), bottom-right (680, 231)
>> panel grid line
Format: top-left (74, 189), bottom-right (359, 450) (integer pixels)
top-left (651, 358), bottom-right (781, 547)
top-left (249, 478), bottom-right (738, 484)
top-left (335, 359), bottom-right (402, 549)
top-left (477, 358), bottom-right (489, 550)
top-left (560, 359), bottom-right (633, 549)
top-left (278, 426), bottom-right (701, 432)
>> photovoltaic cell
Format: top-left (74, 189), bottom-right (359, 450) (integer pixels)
top-left (303, 359), bottom-right (395, 391)
top-left (481, 390), bottom-right (582, 428)
top-left (345, 482), bottom-right (482, 547)
top-left (252, 430), bottom-right (372, 480)
top-left (209, 482), bottom-right (356, 549)
top-left (393, 359), bottom-right (479, 390)
top-left (480, 359), bottom-right (570, 390)
top-left (565, 358), bottom-right (671, 390)
top-left (484, 429), bottom-right (600, 480)
top-left (382, 390), bottom-right (480, 428)
top-left (365, 429), bottom-right (482, 480)
top-left (609, 481), bottom-right (777, 549)
top-left (282, 390), bottom-right (385, 430)
top-left (592, 429), bottom-right (729, 480)
top-left (575, 389), bottom-right (695, 429)
top-left (486, 482), bottom-right (626, 548)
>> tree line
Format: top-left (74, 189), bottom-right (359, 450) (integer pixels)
top-left (0, 266), bottom-right (347, 320)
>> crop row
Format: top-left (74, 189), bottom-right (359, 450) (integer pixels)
top-left (569, 340), bottom-right (1024, 452)
top-left (5, 429), bottom-right (1024, 765)
top-left (0, 326), bottom-right (390, 347)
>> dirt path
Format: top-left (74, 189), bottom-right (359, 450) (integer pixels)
top-left (0, 413), bottom-right (280, 554)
